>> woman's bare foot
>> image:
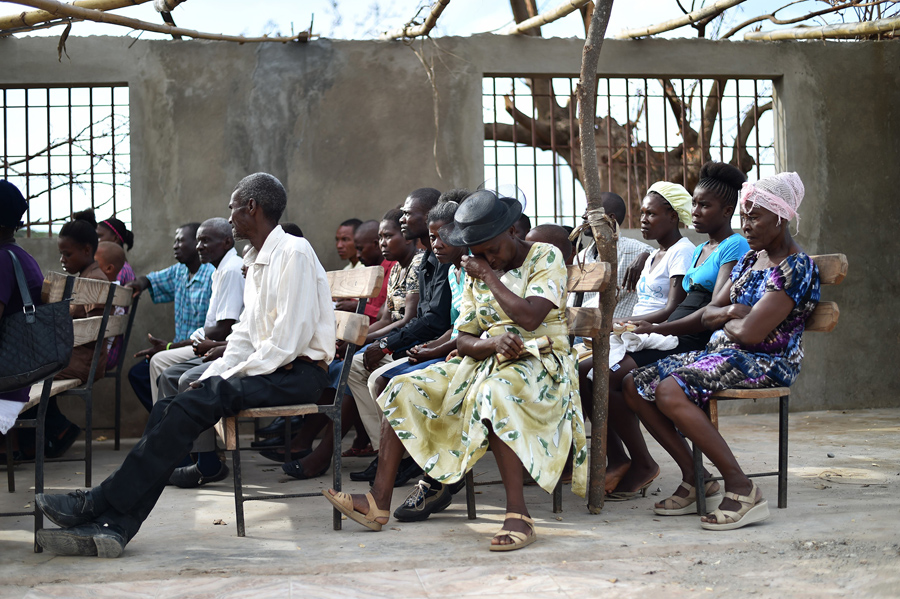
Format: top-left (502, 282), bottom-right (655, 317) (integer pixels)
top-left (604, 461), bottom-right (631, 494)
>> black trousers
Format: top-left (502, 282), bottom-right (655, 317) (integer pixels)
top-left (97, 359), bottom-right (329, 540)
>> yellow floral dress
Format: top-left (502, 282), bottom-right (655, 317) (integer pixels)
top-left (376, 242), bottom-right (587, 497)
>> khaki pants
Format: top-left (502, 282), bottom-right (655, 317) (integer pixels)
top-left (149, 346), bottom-right (197, 404)
top-left (345, 346), bottom-right (393, 450)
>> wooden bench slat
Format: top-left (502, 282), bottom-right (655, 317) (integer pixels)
top-left (25, 378), bottom-right (83, 406)
top-left (567, 262), bottom-right (611, 293)
top-left (328, 266), bottom-right (384, 300)
top-left (335, 311), bottom-right (369, 346)
top-left (566, 307), bottom-right (604, 338)
top-left (43, 271), bottom-right (132, 307)
top-left (811, 254), bottom-right (848, 286)
top-left (71, 315), bottom-right (129, 346)
top-left (711, 387), bottom-right (790, 399)
top-left (806, 301), bottom-right (839, 333)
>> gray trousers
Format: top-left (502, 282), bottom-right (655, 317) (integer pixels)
top-left (156, 357), bottom-right (216, 452)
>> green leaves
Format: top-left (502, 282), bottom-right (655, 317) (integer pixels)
top-left (412, 403), bottom-right (439, 419)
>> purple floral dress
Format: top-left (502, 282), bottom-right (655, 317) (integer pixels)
top-left (632, 251), bottom-right (820, 407)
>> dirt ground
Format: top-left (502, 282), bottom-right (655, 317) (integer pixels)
top-left (1, 407), bottom-right (898, 598)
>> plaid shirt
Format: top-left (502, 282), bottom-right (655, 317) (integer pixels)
top-left (575, 236), bottom-right (653, 318)
top-left (146, 262), bottom-right (214, 342)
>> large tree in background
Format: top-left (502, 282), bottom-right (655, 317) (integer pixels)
top-left (487, 0), bottom-right (774, 218)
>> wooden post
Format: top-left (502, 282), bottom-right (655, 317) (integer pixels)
top-left (577, 0), bottom-right (615, 514)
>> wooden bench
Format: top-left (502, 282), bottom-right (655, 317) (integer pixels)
top-left (214, 265), bottom-right (383, 537)
top-left (1, 272), bottom-right (131, 552)
top-left (463, 260), bottom-right (612, 518)
top-left (694, 253), bottom-right (848, 514)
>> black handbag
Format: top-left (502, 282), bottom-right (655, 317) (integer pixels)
top-left (0, 249), bottom-right (74, 393)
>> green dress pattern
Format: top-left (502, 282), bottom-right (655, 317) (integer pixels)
top-left (376, 242), bottom-right (588, 497)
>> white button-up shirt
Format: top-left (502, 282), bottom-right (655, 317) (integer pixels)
top-left (200, 226), bottom-right (336, 381)
top-left (190, 247), bottom-right (245, 341)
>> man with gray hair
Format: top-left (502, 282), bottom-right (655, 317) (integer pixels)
top-left (145, 217), bottom-right (244, 407)
top-left (34, 173), bottom-right (336, 557)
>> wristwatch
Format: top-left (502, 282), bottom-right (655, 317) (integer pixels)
top-left (378, 337), bottom-right (393, 355)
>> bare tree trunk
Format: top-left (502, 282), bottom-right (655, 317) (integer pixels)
top-left (577, 0), bottom-right (615, 514)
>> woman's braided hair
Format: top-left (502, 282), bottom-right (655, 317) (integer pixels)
top-left (695, 161), bottom-right (747, 208)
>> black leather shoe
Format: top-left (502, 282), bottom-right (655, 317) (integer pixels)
top-left (250, 435), bottom-right (289, 449)
top-left (45, 423), bottom-right (81, 459)
top-left (36, 490), bottom-right (106, 529)
top-left (168, 462), bottom-right (230, 488)
top-left (393, 480), bottom-right (452, 522)
top-left (391, 456), bottom-right (424, 488)
top-left (349, 457), bottom-right (379, 482)
top-left (256, 416), bottom-right (303, 438)
top-left (37, 522), bottom-right (127, 558)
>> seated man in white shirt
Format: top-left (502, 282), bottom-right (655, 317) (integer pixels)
top-left (34, 173), bottom-right (336, 558)
top-left (146, 217), bottom-right (245, 406)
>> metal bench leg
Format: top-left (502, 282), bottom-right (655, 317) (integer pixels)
top-left (465, 470), bottom-right (476, 520)
top-left (6, 432), bottom-right (14, 493)
top-left (34, 381), bottom-right (51, 553)
top-left (552, 480), bottom-right (562, 513)
top-left (332, 407), bottom-right (342, 531)
top-left (113, 373), bottom-right (122, 451)
top-left (778, 393), bottom-right (789, 509)
top-left (85, 392), bottom-right (92, 488)
top-left (693, 441), bottom-right (706, 516)
top-left (233, 428), bottom-right (246, 537)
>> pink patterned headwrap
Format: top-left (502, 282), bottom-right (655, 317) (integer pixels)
top-left (740, 172), bottom-right (805, 232)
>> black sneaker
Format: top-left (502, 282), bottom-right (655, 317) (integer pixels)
top-left (393, 480), bottom-right (452, 522)
top-left (369, 456), bottom-right (424, 488)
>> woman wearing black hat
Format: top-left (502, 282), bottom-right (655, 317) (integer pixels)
top-left (0, 181), bottom-right (46, 439)
top-left (324, 190), bottom-right (587, 552)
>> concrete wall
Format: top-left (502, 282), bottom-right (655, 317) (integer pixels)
top-left (0, 35), bottom-right (896, 433)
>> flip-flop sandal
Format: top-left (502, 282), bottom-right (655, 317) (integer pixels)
top-left (321, 490), bottom-right (389, 532)
top-left (282, 459), bottom-right (328, 480)
top-left (700, 482), bottom-right (770, 531)
top-left (490, 512), bottom-right (537, 552)
top-left (654, 480), bottom-right (723, 516)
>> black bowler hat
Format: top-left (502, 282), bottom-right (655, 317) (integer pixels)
top-left (439, 190), bottom-right (523, 248)
top-left (0, 180), bottom-right (27, 229)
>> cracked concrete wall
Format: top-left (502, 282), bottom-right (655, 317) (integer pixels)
top-left (0, 35), bottom-right (895, 434)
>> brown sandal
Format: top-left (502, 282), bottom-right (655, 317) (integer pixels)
top-left (489, 512), bottom-right (536, 552)
top-left (321, 490), bottom-right (389, 531)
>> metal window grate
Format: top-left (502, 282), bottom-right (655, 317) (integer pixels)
top-left (0, 84), bottom-right (130, 237)
top-left (483, 76), bottom-right (776, 229)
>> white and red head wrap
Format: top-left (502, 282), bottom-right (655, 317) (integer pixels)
top-left (740, 172), bottom-right (805, 232)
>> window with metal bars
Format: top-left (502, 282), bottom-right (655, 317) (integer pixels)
top-left (0, 84), bottom-right (130, 237)
top-left (483, 75), bottom-right (776, 229)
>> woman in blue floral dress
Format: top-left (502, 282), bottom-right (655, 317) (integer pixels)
top-left (623, 172), bottom-right (820, 530)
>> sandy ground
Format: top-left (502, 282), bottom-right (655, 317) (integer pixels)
top-left (1, 407), bottom-right (898, 598)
